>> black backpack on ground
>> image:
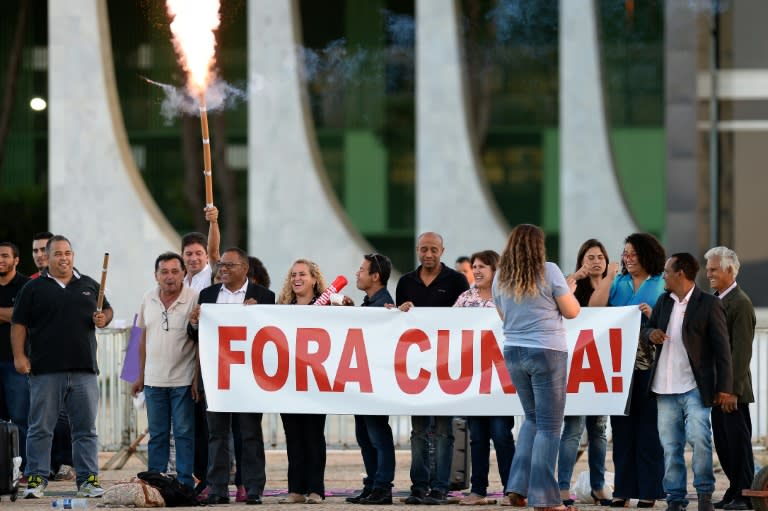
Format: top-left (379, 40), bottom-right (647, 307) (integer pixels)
top-left (136, 471), bottom-right (199, 507)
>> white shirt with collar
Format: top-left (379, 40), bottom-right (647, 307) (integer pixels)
top-left (651, 286), bottom-right (698, 395)
top-left (216, 278), bottom-right (249, 304)
top-left (185, 264), bottom-right (212, 293)
top-left (716, 281), bottom-right (737, 299)
top-left (47, 269), bottom-right (81, 288)
top-left (138, 285), bottom-right (199, 387)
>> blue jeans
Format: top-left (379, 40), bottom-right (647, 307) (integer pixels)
top-left (410, 416), bottom-right (454, 493)
top-left (656, 387), bottom-right (715, 505)
top-left (144, 385), bottom-right (195, 488)
top-left (0, 361), bottom-right (30, 469)
top-left (25, 372), bottom-right (99, 487)
top-left (468, 416), bottom-right (515, 496)
top-left (558, 415), bottom-right (607, 491)
top-left (354, 415), bottom-right (396, 489)
top-left (504, 346), bottom-right (568, 507)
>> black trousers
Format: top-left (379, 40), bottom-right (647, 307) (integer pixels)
top-left (281, 413), bottom-right (326, 496)
top-left (193, 399), bottom-right (208, 489)
top-left (610, 369), bottom-right (665, 500)
top-left (206, 412), bottom-right (265, 498)
top-left (712, 403), bottom-right (754, 502)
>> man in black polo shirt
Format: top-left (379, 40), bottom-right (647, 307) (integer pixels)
top-left (396, 232), bottom-right (469, 505)
top-left (0, 242), bottom-right (30, 471)
top-left (11, 235), bottom-right (113, 499)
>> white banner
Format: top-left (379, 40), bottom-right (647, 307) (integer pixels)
top-left (199, 305), bottom-right (640, 415)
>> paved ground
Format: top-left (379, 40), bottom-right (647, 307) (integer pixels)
top-left (4, 448), bottom-right (766, 509)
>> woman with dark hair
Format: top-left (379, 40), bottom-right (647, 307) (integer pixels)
top-left (453, 250), bottom-right (516, 506)
top-left (493, 225), bottom-right (581, 511)
top-left (589, 233), bottom-right (666, 508)
top-left (247, 256), bottom-right (270, 288)
top-left (276, 259), bottom-right (328, 504)
top-left (557, 239), bottom-right (612, 506)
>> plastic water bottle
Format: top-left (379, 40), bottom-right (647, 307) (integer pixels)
top-left (51, 498), bottom-right (88, 509)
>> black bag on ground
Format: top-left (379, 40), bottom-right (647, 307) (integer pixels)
top-left (136, 471), bottom-right (198, 507)
top-left (449, 417), bottom-right (471, 491)
top-left (0, 420), bottom-right (21, 501)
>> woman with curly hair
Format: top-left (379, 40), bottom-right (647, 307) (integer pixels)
top-left (589, 233), bottom-right (666, 508)
top-left (493, 224), bottom-right (580, 511)
top-left (277, 259), bottom-right (328, 504)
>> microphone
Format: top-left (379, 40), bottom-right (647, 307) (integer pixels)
top-left (313, 275), bottom-right (348, 306)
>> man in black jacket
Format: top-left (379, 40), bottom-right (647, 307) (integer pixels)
top-left (188, 247), bottom-right (274, 505)
top-left (641, 253), bottom-right (733, 511)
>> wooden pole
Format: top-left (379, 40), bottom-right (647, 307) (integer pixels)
top-left (96, 252), bottom-right (109, 312)
top-left (199, 93), bottom-right (214, 208)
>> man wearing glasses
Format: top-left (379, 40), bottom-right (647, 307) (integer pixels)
top-left (131, 252), bottom-right (199, 490)
top-left (188, 247), bottom-right (275, 505)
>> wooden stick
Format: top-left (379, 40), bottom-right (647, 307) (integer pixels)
top-left (199, 93), bottom-right (214, 208)
top-left (96, 252), bottom-right (109, 312)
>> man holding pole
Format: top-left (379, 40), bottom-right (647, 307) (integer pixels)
top-left (11, 235), bottom-right (113, 498)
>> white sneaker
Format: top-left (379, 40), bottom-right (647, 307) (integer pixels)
top-left (77, 474), bottom-right (105, 498)
top-left (23, 475), bottom-right (48, 499)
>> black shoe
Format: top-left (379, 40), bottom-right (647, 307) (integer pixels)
top-left (347, 488), bottom-right (373, 504)
top-left (204, 494), bottom-right (230, 505)
top-left (405, 488), bottom-right (428, 505)
top-left (715, 501), bottom-right (730, 510)
top-left (362, 487), bottom-right (393, 505)
top-left (423, 489), bottom-right (449, 505)
top-left (724, 500), bottom-right (752, 510)
top-left (246, 494), bottom-right (262, 505)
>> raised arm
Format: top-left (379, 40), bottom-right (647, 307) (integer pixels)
top-left (588, 262), bottom-right (620, 306)
top-left (206, 206), bottom-right (221, 267)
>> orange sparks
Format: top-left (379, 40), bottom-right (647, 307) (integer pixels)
top-left (166, 0), bottom-right (221, 95)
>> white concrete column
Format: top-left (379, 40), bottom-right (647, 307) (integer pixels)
top-left (247, 0), bottom-right (373, 284)
top-left (48, 0), bottom-right (180, 320)
top-left (560, 0), bottom-right (637, 263)
top-left (415, 0), bottom-right (509, 263)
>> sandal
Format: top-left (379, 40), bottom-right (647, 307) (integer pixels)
top-left (501, 492), bottom-right (528, 507)
top-left (279, 492), bottom-right (307, 504)
top-left (460, 493), bottom-right (491, 505)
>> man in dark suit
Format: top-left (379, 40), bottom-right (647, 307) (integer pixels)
top-left (188, 247), bottom-right (275, 505)
top-left (641, 253), bottom-right (734, 511)
top-left (704, 247), bottom-right (756, 510)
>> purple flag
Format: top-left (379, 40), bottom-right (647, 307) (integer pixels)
top-left (120, 314), bottom-right (142, 383)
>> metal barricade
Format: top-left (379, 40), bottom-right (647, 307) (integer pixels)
top-left (93, 314), bottom-right (768, 450)
top-left (96, 327), bottom-right (135, 451)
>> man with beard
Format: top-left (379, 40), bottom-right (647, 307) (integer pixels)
top-left (0, 242), bottom-right (30, 471)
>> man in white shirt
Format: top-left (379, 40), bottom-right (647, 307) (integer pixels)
top-left (131, 252), bottom-right (199, 488)
top-left (188, 247), bottom-right (275, 505)
top-left (642, 253), bottom-right (734, 511)
top-left (704, 247), bottom-right (756, 511)
top-left (181, 206), bottom-right (221, 292)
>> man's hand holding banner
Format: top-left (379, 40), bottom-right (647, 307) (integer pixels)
top-left (199, 305), bottom-right (640, 415)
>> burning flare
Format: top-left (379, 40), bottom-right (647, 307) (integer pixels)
top-left (166, 0), bottom-right (221, 95)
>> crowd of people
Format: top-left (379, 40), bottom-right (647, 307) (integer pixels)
top-left (0, 214), bottom-right (757, 511)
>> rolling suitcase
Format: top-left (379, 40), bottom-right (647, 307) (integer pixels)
top-left (0, 420), bottom-right (21, 501)
top-left (449, 417), bottom-right (471, 491)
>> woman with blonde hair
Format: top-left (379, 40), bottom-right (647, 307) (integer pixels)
top-left (277, 259), bottom-right (328, 504)
top-left (493, 224), bottom-right (580, 511)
